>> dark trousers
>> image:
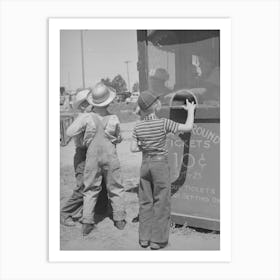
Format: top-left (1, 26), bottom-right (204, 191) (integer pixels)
top-left (61, 147), bottom-right (108, 220)
top-left (82, 150), bottom-right (126, 224)
top-left (138, 155), bottom-right (171, 244)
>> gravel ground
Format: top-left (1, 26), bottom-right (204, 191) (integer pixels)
top-left (60, 122), bottom-right (220, 250)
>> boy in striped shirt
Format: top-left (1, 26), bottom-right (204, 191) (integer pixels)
top-left (131, 90), bottom-right (196, 250)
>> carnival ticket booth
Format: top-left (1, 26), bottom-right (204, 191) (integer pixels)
top-left (137, 30), bottom-right (220, 231)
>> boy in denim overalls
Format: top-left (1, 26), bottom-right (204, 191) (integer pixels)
top-left (61, 89), bottom-right (108, 226)
top-left (131, 90), bottom-right (196, 249)
top-left (70, 83), bottom-right (126, 236)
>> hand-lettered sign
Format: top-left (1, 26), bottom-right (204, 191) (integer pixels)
top-left (158, 92), bottom-right (220, 230)
top-left (168, 122), bottom-right (220, 230)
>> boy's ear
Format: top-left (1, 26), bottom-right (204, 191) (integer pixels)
top-left (84, 104), bottom-right (93, 112)
top-left (154, 99), bottom-right (161, 111)
top-left (134, 106), bottom-right (140, 115)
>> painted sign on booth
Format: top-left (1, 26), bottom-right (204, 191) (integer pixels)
top-left (168, 122), bottom-right (220, 224)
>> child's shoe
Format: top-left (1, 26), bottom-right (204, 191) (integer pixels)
top-left (82, 223), bottom-right (95, 236)
top-left (132, 214), bottom-right (139, 223)
top-left (150, 242), bottom-right (167, 250)
top-left (139, 240), bottom-right (150, 248)
top-left (61, 217), bottom-right (75, 227)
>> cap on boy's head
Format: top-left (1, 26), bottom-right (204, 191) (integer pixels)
top-left (137, 90), bottom-right (159, 111)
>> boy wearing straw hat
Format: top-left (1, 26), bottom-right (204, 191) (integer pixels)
top-left (130, 90), bottom-right (196, 249)
top-left (61, 89), bottom-right (108, 226)
top-left (68, 83), bottom-right (126, 236)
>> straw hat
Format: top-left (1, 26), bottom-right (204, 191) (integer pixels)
top-left (72, 89), bottom-right (91, 110)
top-left (87, 83), bottom-right (116, 107)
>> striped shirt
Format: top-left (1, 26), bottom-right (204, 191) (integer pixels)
top-left (132, 113), bottom-right (179, 156)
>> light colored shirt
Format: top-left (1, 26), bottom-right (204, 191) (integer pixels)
top-left (132, 113), bottom-right (179, 156)
top-left (66, 113), bottom-right (122, 147)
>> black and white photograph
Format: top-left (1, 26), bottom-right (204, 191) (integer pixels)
top-left (57, 24), bottom-right (226, 253)
top-left (1, 0), bottom-right (280, 279)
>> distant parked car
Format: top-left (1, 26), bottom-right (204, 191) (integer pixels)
top-left (125, 91), bottom-right (139, 103)
top-left (117, 91), bottom-right (131, 102)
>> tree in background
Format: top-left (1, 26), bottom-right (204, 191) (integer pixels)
top-left (132, 82), bottom-right (139, 92)
top-left (100, 77), bottom-right (112, 88)
top-left (111, 74), bottom-right (127, 93)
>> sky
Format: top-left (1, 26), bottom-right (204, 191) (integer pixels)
top-left (60, 30), bottom-right (138, 91)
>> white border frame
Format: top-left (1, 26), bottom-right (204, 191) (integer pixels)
top-left (49, 18), bottom-right (231, 262)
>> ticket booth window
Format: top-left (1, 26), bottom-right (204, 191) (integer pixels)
top-left (145, 30), bottom-right (220, 106)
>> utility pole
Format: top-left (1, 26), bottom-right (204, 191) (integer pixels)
top-left (80, 30), bottom-right (86, 88)
top-left (67, 72), bottom-right (71, 90)
top-left (124, 60), bottom-right (131, 92)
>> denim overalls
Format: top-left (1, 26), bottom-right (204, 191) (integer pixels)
top-left (82, 113), bottom-right (126, 224)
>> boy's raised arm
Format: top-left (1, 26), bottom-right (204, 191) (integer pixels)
top-left (177, 99), bottom-right (196, 132)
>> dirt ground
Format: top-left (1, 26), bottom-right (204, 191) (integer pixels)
top-left (60, 122), bottom-right (220, 250)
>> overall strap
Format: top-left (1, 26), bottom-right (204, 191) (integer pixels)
top-left (101, 115), bottom-right (109, 131)
top-left (90, 113), bottom-right (109, 136)
top-left (90, 113), bottom-right (105, 136)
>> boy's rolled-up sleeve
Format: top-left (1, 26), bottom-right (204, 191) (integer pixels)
top-left (163, 118), bottom-right (179, 134)
top-left (66, 113), bottom-right (97, 147)
top-left (66, 114), bottom-right (87, 137)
